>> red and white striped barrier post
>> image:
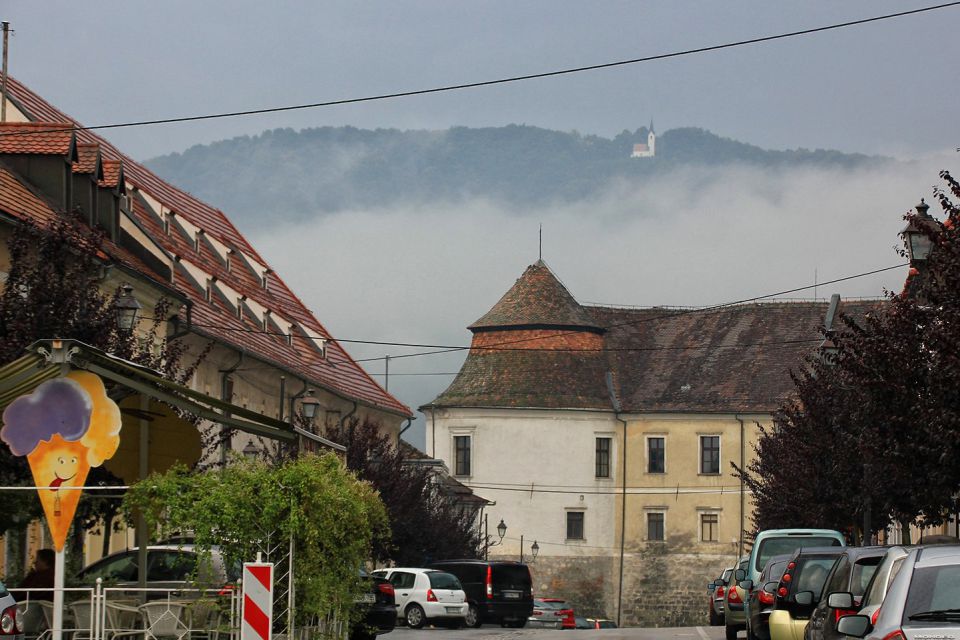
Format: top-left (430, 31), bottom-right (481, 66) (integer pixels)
top-left (241, 563), bottom-right (274, 640)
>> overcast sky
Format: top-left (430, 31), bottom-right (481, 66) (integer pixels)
top-left (4, 2), bottom-right (958, 447)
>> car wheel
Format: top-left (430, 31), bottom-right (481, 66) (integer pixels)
top-left (405, 604), bottom-right (426, 629)
top-left (465, 604), bottom-right (481, 628)
top-left (507, 620), bottom-right (527, 629)
top-left (710, 608), bottom-right (721, 626)
top-left (725, 624), bottom-right (740, 640)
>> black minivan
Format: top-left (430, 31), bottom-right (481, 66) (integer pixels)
top-left (427, 560), bottom-right (533, 628)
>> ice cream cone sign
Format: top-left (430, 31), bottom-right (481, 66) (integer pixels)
top-left (0, 372), bottom-right (122, 551)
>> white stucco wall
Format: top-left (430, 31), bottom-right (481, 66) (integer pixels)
top-left (424, 407), bottom-right (620, 559)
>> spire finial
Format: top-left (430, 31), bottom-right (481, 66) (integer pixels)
top-left (539, 223), bottom-right (542, 261)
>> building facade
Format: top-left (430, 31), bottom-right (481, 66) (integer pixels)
top-left (423, 260), bottom-right (877, 625)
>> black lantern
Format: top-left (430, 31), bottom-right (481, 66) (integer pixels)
top-left (902, 199), bottom-right (935, 263)
top-left (115, 283), bottom-right (142, 331)
top-left (531, 540), bottom-right (540, 560)
top-left (497, 518), bottom-right (507, 541)
top-left (301, 389), bottom-right (320, 421)
top-left (242, 441), bottom-right (259, 461)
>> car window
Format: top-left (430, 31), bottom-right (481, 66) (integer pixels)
top-left (722, 569), bottom-right (733, 584)
top-left (850, 558), bottom-right (882, 597)
top-left (537, 601), bottom-right (563, 610)
top-left (147, 551), bottom-right (196, 581)
top-left (84, 552), bottom-right (138, 582)
top-left (825, 556), bottom-right (851, 595)
top-left (493, 565), bottom-right (531, 589)
top-left (428, 572), bottom-right (462, 590)
top-left (765, 560), bottom-right (788, 584)
top-left (794, 557), bottom-right (837, 599)
top-left (903, 565), bottom-right (960, 620)
top-left (598, 621), bottom-right (615, 629)
top-left (389, 572), bottom-right (416, 590)
top-left (372, 571), bottom-right (387, 578)
top-left (756, 537), bottom-right (842, 572)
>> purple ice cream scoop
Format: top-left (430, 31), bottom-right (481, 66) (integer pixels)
top-left (0, 377), bottom-right (92, 456)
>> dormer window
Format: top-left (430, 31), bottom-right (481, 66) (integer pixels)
top-left (163, 210), bottom-right (174, 235)
top-left (226, 249), bottom-right (234, 272)
top-left (261, 269), bottom-right (271, 290)
top-left (205, 277), bottom-right (216, 302)
top-left (262, 310), bottom-right (271, 332)
top-left (195, 229), bottom-right (204, 253)
top-left (236, 296), bottom-right (245, 320)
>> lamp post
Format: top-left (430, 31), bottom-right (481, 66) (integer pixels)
top-left (115, 283), bottom-right (142, 331)
top-left (902, 199), bottom-right (936, 265)
top-left (243, 440), bottom-right (259, 461)
top-left (484, 515), bottom-right (507, 559)
top-left (300, 389), bottom-right (320, 422)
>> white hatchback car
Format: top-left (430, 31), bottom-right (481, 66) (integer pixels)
top-left (371, 568), bottom-right (468, 629)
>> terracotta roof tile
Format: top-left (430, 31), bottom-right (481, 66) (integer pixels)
top-left (1, 76), bottom-right (410, 416)
top-left (98, 160), bottom-right (122, 189)
top-left (73, 143), bottom-right (100, 175)
top-left (0, 121), bottom-right (75, 156)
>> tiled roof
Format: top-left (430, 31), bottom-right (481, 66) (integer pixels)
top-left (0, 122), bottom-right (75, 156)
top-left (73, 143), bottom-right (100, 175)
top-left (431, 262), bottom-right (885, 413)
top-left (469, 260), bottom-right (603, 332)
top-left (99, 160), bottom-right (122, 189)
top-left (3, 75), bottom-right (411, 417)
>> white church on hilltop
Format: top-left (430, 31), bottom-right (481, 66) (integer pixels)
top-left (631, 121), bottom-right (656, 158)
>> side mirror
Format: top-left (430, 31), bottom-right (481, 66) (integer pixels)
top-left (739, 579), bottom-right (754, 591)
top-left (836, 615), bottom-right (871, 638)
top-left (763, 582), bottom-right (778, 593)
top-left (735, 569), bottom-right (746, 581)
top-left (827, 592), bottom-right (854, 609)
top-left (708, 582), bottom-right (716, 591)
top-left (794, 591), bottom-right (814, 606)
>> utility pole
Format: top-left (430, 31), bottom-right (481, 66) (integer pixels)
top-left (384, 354), bottom-right (390, 391)
top-left (1, 21), bottom-right (10, 123)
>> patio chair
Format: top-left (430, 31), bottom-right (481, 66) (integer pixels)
top-left (67, 600), bottom-right (95, 640)
top-left (184, 600), bottom-right (221, 640)
top-left (104, 602), bottom-right (144, 640)
top-left (139, 601), bottom-right (189, 640)
top-left (18, 600), bottom-right (51, 639)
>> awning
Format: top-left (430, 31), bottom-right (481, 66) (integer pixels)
top-left (0, 339), bottom-right (344, 452)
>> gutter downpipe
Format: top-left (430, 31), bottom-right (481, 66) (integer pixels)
top-left (606, 372), bottom-right (627, 629)
top-left (431, 404), bottom-right (437, 458)
top-left (289, 379), bottom-right (309, 452)
top-left (337, 401), bottom-right (359, 438)
top-left (736, 415), bottom-right (745, 560)
top-left (398, 417), bottom-right (413, 446)
top-left (218, 351), bottom-right (244, 465)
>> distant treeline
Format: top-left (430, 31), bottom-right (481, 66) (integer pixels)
top-left (145, 125), bottom-right (886, 228)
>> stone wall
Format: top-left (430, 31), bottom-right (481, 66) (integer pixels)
top-left (525, 555), bottom-right (618, 619)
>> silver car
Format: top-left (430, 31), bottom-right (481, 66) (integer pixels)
top-left (0, 580), bottom-right (24, 640)
top-left (837, 545), bottom-right (960, 640)
top-left (856, 546), bottom-right (910, 625)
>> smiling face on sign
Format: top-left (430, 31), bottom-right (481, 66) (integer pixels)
top-left (26, 435), bottom-right (91, 541)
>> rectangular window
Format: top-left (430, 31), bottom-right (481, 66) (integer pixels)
top-left (454, 435), bottom-right (471, 476)
top-left (595, 437), bottom-right (611, 478)
top-left (701, 513), bottom-right (719, 542)
top-left (648, 437), bottom-right (665, 473)
top-left (566, 512), bottom-right (585, 540)
top-left (647, 512), bottom-right (665, 541)
top-left (700, 436), bottom-right (720, 474)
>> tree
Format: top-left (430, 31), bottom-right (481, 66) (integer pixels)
top-left (124, 453), bottom-right (388, 626)
top-left (737, 171), bottom-right (960, 542)
top-left (330, 417), bottom-right (482, 565)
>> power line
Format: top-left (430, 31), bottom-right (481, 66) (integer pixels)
top-left (0, 4), bottom-right (957, 138)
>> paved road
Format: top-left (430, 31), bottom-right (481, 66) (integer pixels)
top-left (388, 625), bottom-right (726, 640)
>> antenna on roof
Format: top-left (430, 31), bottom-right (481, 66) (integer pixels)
top-left (1, 22), bottom-right (10, 123)
top-left (539, 223), bottom-right (542, 261)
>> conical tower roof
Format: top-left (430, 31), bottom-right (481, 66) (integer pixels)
top-left (468, 260), bottom-right (603, 333)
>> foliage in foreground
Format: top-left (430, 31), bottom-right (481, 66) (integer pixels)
top-left (124, 453), bottom-right (389, 623)
top-left (736, 171), bottom-right (960, 542)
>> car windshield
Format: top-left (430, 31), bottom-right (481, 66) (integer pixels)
top-left (537, 601), bottom-right (566, 610)
top-left (756, 537), bottom-right (841, 572)
top-left (493, 565), bottom-right (531, 589)
top-left (793, 557), bottom-right (838, 599)
top-left (722, 569), bottom-right (733, 583)
top-left (903, 565), bottom-right (960, 623)
top-left (428, 572), bottom-right (462, 590)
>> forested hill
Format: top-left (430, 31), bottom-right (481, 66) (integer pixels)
top-left (145, 125), bottom-right (886, 228)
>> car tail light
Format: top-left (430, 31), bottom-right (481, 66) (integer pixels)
top-left (881, 631), bottom-right (905, 640)
top-left (717, 586), bottom-right (725, 598)
top-left (486, 566), bottom-right (493, 599)
top-left (777, 587), bottom-right (788, 598)
top-left (835, 609), bottom-right (858, 624)
top-left (759, 591), bottom-right (775, 606)
top-left (787, 562), bottom-right (796, 570)
top-left (0, 605), bottom-right (18, 635)
top-left (782, 573), bottom-right (792, 583)
top-left (872, 609), bottom-right (881, 625)
top-left (728, 588), bottom-right (743, 604)
top-left (532, 611), bottom-right (542, 616)
top-left (377, 582), bottom-right (395, 598)
top-left (427, 589), bottom-right (438, 602)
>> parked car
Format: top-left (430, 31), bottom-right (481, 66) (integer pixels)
top-left (726, 558), bottom-right (751, 640)
top-left (745, 554), bottom-right (792, 640)
top-left (710, 567), bottom-right (735, 626)
top-left (351, 570), bottom-right (396, 640)
top-left (586, 618), bottom-right (618, 629)
top-left (803, 546), bottom-right (885, 640)
top-left (528, 598), bottom-right (575, 629)
top-left (77, 545), bottom-right (239, 594)
top-left (0, 580), bottom-right (23, 640)
top-left (856, 546), bottom-right (910, 626)
top-left (427, 560), bottom-right (532, 628)
top-left (836, 545), bottom-right (960, 640)
top-left (370, 568), bottom-right (468, 629)
top-left (768, 547), bottom-right (845, 640)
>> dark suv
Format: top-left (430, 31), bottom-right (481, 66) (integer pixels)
top-left (427, 560), bottom-right (533, 628)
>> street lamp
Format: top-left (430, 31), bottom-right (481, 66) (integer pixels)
top-left (243, 441), bottom-right (259, 461)
top-left (115, 283), bottom-right (142, 331)
top-left (531, 540), bottom-right (540, 560)
top-left (300, 389), bottom-right (320, 421)
top-left (902, 199), bottom-right (936, 264)
top-left (497, 518), bottom-right (507, 541)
